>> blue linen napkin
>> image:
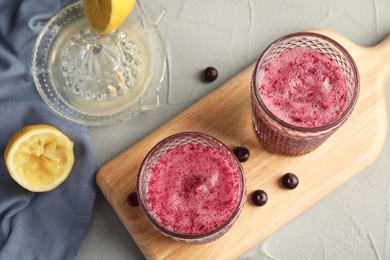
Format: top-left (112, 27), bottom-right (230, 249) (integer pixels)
top-left (0, 0), bottom-right (98, 259)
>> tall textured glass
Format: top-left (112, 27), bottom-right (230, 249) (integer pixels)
top-left (137, 132), bottom-right (246, 243)
top-left (251, 32), bottom-right (360, 156)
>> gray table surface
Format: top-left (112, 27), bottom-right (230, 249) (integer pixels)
top-left (79, 0), bottom-right (390, 259)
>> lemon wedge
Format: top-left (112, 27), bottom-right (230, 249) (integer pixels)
top-left (83, 0), bottom-right (136, 35)
top-left (4, 125), bottom-right (74, 192)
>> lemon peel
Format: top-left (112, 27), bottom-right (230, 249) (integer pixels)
top-left (83, 0), bottom-right (136, 35)
top-left (4, 124), bottom-right (74, 192)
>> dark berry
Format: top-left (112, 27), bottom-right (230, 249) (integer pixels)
top-left (203, 67), bottom-right (218, 82)
top-left (251, 190), bottom-right (268, 206)
top-left (127, 192), bottom-right (139, 207)
top-left (281, 173), bottom-right (299, 189)
top-left (233, 147), bottom-right (250, 162)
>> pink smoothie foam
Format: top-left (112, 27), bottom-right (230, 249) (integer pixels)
top-left (146, 143), bottom-right (240, 235)
top-left (258, 47), bottom-right (348, 127)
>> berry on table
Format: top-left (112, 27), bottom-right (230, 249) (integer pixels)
top-left (281, 173), bottom-right (299, 189)
top-left (233, 146), bottom-right (250, 162)
top-left (203, 67), bottom-right (218, 82)
top-left (251, 190), bottom-right (268, 206)
top-left (127, 192), bottom-right (139, 207)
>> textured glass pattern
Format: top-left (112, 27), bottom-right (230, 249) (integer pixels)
top-left (137, 132), bottom-right (246, 244)
top-left (251, 32), bottom-right (360, 156)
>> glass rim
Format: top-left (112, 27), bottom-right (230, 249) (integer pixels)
top-left (137, 131), bottom-right (246, 241)
top-left (252, 31), bottom-right (360, 133)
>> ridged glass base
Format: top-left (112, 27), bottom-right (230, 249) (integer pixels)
top-left (61, 28), bottom-right (141, 102)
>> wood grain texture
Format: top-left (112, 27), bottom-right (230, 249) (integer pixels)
top-left (96, 29), bottom-right (390, 260)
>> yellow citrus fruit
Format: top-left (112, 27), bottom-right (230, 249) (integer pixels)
top-left (4, 125), bottom-right (74, 192)
top-left (83, 0), bottom-right (136, 35)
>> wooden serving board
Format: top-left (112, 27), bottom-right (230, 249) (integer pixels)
top-left (96, 29), bottom-right (390, 259)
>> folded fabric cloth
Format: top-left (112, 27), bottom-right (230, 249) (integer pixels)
top-left (0, 0), bottom-right (98, 259)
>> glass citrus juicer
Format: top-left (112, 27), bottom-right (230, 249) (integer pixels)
top-left (32, 0), bottom-right (166, 126)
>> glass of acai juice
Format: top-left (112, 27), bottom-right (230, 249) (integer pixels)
top-left (250, 32), bottom-right (360, 156)
top-left (137, 132), bottom-right (246, 243)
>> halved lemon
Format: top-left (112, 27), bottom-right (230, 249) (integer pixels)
top-left (83, 0), bottom-right (136, 35)
top-left (4, 125), bottom-right (74, 192)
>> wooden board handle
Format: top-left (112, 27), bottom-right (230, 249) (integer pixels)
top-left (313, 29), bottom-right (390, 89)
top-left (370, 34), bottom-right (390, 84)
